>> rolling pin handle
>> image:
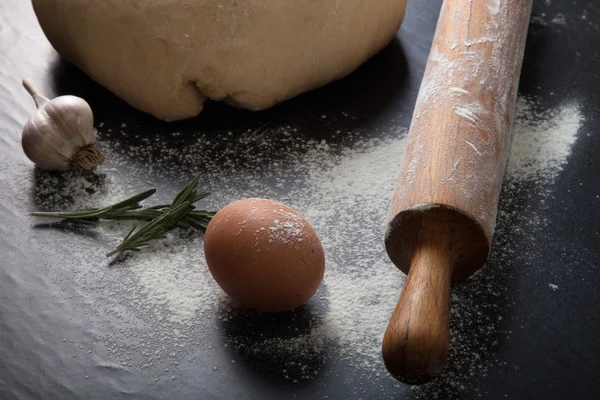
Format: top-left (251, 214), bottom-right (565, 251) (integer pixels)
top-left (382, 214), bottom-right (453, 384)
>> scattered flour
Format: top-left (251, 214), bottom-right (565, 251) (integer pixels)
top-left (2, 95), bottom-right (583, 396)
top-left (507, 98), bottom-right (581, 181)
top-left (269, 208), bottom-right (306, 242)
top-left (487, 0), bottom-right (500, 15)
top-left (551, 13), bottom-right (567, 26)
top-left (531, 15), bottom-right (549, 27)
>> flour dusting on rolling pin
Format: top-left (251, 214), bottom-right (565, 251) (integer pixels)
top-left (382, 0), bottom-right (534, 384)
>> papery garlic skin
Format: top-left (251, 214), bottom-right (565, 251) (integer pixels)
top-left (21, 80), bottom-right (104, 173)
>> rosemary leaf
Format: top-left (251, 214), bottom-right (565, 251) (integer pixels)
top-left (108, 188), bottom-right (157, 210)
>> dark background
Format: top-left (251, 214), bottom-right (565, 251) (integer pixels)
top-left (1, 1), bottom-right (599, 399)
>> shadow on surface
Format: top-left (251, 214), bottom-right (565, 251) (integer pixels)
top-left (30, 168), bottom-right (108, 210)
top-left (31, 220), bottom-right (100, 239)
top-left (218, 293), bottom-right (329, 386)
top-left (47, 37), bottom-right (409, 141)
top-left (518, 11), bottom-right (550, 99)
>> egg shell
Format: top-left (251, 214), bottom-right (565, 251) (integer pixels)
top-left (204, 198), bottom-right (325, 312)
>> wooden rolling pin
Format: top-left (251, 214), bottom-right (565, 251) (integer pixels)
top-left (382, 0), bottom-right (533, 385)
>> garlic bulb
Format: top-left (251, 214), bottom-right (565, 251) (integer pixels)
top-left (21, 79), bottom-right (104, 173)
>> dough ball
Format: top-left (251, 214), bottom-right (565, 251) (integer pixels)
top-left (204, 198), bottom-right (325, 313)
top-left (31, 0), bottom-right (407, 121)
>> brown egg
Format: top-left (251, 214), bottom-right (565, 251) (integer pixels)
top-left (204, 198), bottom-right (325, 312)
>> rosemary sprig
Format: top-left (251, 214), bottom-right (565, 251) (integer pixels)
top-left (106, 174), bottom-right (214, 256)
top-left (31, 174), bottom-right (216, 257)
top-left (31, 189), bottom-right (157, 221)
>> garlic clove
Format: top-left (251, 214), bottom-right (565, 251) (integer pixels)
top-left (21, 79), bottom-right (104, 174)
top-left (43, 96), bottom-right (96, 149)
top-left (22, 117), bottom-right (71, 171)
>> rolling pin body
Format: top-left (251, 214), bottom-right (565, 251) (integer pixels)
top-left (383, 0), bottom-right (533, 384)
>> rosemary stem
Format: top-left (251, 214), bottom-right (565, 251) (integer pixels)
top-left (105, 247), bottom-right (121, 258)
top-left (31, 211), bottom-right (60, 217)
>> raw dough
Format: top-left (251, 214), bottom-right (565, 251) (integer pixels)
top-left (32, 0), bottom-right (407, 121)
